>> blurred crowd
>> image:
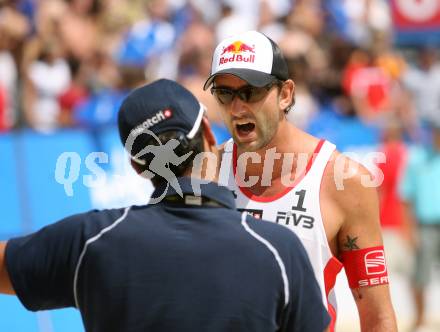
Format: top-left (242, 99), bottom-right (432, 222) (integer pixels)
top-left (1, 0), bottom-right (439, 135)
top-left (1, 0), bottom-right (440, 330)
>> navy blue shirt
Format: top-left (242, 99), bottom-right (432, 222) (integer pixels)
top-left (6, 177), bottom-right (329, 332)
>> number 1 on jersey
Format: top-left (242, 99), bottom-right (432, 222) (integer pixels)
top-left (292, 190), bottom-right (307, 212)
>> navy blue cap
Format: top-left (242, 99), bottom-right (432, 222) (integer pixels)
top-left (118, 79), bottom-right (205, 164)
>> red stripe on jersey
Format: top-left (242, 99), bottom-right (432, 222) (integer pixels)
top-left (328, 302), bottom-right (337, 332)
top-left (324, 256), bottom-right (343, 332)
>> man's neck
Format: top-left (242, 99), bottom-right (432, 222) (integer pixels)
top-left (235, 124), bottom-right (320, 196)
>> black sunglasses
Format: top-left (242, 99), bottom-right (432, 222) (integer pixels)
top-left (210, 81), bottom-right (280, 105)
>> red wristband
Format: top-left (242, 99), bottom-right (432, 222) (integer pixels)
top-left (341, 246), bottom-right (389, 289)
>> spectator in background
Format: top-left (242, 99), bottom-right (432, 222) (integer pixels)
top-left (400, 124), bottom-right (440, 332)
top-left (324, 0), bottom-right (391, 47)
top-left (374, 32), bottom-right (417, 139)
top-left (342, 48), bottom-right (393, 121)
top-left (377, 117), bottom-right (414, 280)
top-left (115, 0), bottom-right (175, 69)
top-left (0, 0), bottom-right (30, 130)
top-left (27, 0), bottom-right (65, 60)
top-left (285, 0), bottom-right (324, 39)
top-left (215, 2), bottom-right (256, 42)
top-left (283, 55), bottom-right (318, 130)
top-left (278, 29), bottom-right (325, 130)
top-left (403, 48), bottom-right (440, 138)
top-left (74, 61), bottom-right (146, 153)
top-left (0, 43), bottom-right (16, 131)
top-left (58, 58), bottom-right (89, 127)
top-left (341, 43), bottom-right (415, 137)
top-left (177, 22), bottom-right (230, 144)
top-left (73, 56), bottom-right (144, 130)
top-left (257, 0), bottom-right (286, 41)
top-left (22, 37), bottom-right (71, 132)
top-left (306, 36), bottom-right (357, 120)
top-left (58, 0), bottom-right (103, 62)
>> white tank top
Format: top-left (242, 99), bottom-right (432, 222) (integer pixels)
top-left (218, 139), bottom-right (343, 328)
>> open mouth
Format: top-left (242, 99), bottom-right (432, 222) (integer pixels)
top-left (236, 122), bottom-right (256, 136)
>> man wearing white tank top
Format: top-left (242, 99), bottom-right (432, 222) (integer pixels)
top-left (203, 31), bottom-right (397, 332)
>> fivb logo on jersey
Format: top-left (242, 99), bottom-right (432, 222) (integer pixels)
top-left (275, 190), bottom-right (315, 229)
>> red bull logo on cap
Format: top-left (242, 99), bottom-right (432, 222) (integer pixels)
top-left (219, 40), bottom-right (255, 65)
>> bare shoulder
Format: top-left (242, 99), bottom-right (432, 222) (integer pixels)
top-left (324, 150), bottom-right (379, 209)
top-left (322, 150), bottom-right (382, 250)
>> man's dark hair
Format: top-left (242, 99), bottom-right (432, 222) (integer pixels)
top-left (136, 126), bottom-right (204, 188)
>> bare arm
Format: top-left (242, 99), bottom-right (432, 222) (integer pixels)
top-left (0, 241), bottom-right (15, 294)
top-left (401, 201), bottom-right (419, 249)
top-left (336, 161), bottom-right (397, 332)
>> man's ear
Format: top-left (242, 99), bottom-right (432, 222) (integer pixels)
top-left (201, 116), bottom-right (217, 148)
top-left (279, 79), bottom-right (295, 112)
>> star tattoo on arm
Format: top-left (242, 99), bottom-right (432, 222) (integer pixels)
top-left (343, 235), bottom-right (360, 250)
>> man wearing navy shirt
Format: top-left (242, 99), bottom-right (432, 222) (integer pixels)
top-left (0, 79), bottom-right (329, 332)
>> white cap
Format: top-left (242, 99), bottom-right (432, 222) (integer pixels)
top-left (203, 30), bottom-right (289, 90)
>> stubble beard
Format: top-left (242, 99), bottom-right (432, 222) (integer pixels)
top-left (234, 125), bottom-right (275, 153)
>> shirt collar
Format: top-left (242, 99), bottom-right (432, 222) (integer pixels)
top-left (152, 177), bottom-right (236, 209)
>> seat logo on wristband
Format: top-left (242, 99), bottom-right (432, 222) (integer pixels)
top-left (341, 246), bottom-right (389, 289)
top-left (365, 249), bottom-right (387, 275)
